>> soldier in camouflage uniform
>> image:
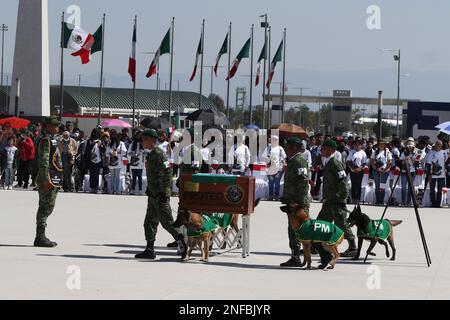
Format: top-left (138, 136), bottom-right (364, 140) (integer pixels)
top-left (317, 139), bottom-right (357, 257)
top-left (135, 129), bottom-right (187, 260)
top-left (34, 117), bottom-right (62, 248)
top-left (279, 137), bottom-right (311, 267)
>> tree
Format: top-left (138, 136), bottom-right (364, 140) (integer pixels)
top-left (208, 93), bottom-right (225, 114)
top-left (372, 121), bottom-right (394, 138)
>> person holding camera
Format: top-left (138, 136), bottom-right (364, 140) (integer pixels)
top-left (426, 140), bottom-right (448, 208)
top-left (347, 139), bottom-right (367, 204)
top-left (128, 130), bottom-right (145, 195)
top-left (57, 131), bottom-right (77, 192)
top-left (370, 140), bottom-right (393, 205)
top-left (106, 131), bottom-right (127, 195)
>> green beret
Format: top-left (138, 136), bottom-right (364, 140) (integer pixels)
top-left (286, 137), bottom-right (303, 146)
top-left (42, 116), bottom-right (60, 126)
top-left (142, 129), bottom-right (158, 139)
top-left (322, 140), bottom-right (337, 149)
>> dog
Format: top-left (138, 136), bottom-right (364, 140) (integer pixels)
top-left (347, 205), bottom-right (402, 261)
top-left (174, 206), bottom-right (239, 262)
top-left (281, 204), bottom-right (345, 270)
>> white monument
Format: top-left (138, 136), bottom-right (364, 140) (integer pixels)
top-left (9, 0), bottom-right (50, 117)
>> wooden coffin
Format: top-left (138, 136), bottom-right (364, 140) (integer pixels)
top-left (179, 174), bottom-right (256, 214)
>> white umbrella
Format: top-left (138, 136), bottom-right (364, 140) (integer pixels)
top-left (435, 121), bottom-right (450, 130)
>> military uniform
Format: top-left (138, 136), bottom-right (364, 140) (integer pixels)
top-left (136, 129), bottom-right (186, 260)
top-left (280, 137), bottom-right (311, 266)
top-left (34, 117), bottom-right (62, 248)
top-left (317, 140), bottom-right (356, 256)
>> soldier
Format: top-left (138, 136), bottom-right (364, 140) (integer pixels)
top-left (279, 137), bottom-right (310, 267)
top-left (317, 140), bottom-right (357, 257)
top-left (135, 129), bottom-right (187, 260)
top-left (34, 117), bottom-right (63, 248)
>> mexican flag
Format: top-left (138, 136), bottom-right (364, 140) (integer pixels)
top-left (189, 37), bottom-right (203, 82)
top-left (128, 21), bottom-right (137, 83)
top-left (255, 42), bottom-right (266, 86)
top-left (266, 40), bottom-right (283, 89)
top-left (214, 33), bottom-right (228, 76)
top-left (226, 38), bottom-right (251, 80)
top-left (90, 24), bottom-right (103, 55)
top-left (63, 22), bottom-right (94, 64)
top-left (146, 29), bottom-right (171, 78)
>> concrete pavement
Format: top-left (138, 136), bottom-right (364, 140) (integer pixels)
top-left (0, 189), bottom-right (449, 300)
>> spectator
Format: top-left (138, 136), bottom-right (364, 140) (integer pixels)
top-left (426, 140), bottom-right (448, 208)
top-left (74, 131), bottom-right (87, 192)
top-left (228, 135), bottom-right (250, 176)
top-left (399, 137), bottom-right (417, 206)
top-left (128, 130), bottom-right (145, 195)
top-left (84, 128), bottom-right (103, 193)
top-left (16, 133), bottom-right (35, 189)
top-left (106, 131), bottom-right (127, 195)
top-left (58, 131), bottom-right (78, 192)
top-left (371, 140), bottom-right (392, 205)
top-left (261, 135), bottom-right (286, 201)
top-left (347, 139), bottom-right (367, 204)
top-left (121, 128), bottom-right (133, 150)
top-left (2, 137), bottom-right (18, 190)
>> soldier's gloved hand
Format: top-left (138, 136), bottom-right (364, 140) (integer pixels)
top-left (158, 192), bottom-right (169, 204)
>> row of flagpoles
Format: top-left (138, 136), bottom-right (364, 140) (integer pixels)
top-left (58, 14), bottom-right (287, 129)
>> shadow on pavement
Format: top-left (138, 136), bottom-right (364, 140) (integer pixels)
top-left (0, 244), bottom-right (35, 248)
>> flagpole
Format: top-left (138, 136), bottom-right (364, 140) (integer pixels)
top-left (199, 19), bottom-right (205, 110)
top-left (281, 28), bottom-right (287, 123)
top-left (98, 13), bottom-right (106, 125)
top-left (132, 15), bottom-right (137, 129)
top-left (267, 26), bottom-right (271, 129)
top-left (59, 12), bottom-right (65, 122)
top-left (261, 14), bottom-right (268, 131)
top-left (249, 24), bottom-right (254, 125)
top-left (226, 22), bottom-right (232, 120)
top-left (168, 17), bottom-right (175, 124)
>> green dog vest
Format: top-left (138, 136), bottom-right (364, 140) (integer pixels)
top-left (295, 220), bottom-right (344, 245)
top-left (187, 213), bottom-right (233, 237)
top-left (357, 220), bottom-right (391, 240)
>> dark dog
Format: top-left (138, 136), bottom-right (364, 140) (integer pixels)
top-left (347, 205), bottom-right (402, 261)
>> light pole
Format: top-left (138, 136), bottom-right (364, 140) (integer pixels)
top-left (204, 65), bottom-right (224, 97)
top-left (293, 87), bottom-right (312, 127)
top-left (382, 48), bottom-right (401, 137)
top-left (314, 91), bottom-right (326, 133)
top-left (260, 14), bottom-right (269, 130)
top-left (0, 24), bottom-right (8, 89)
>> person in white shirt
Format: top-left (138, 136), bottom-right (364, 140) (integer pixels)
top-left (347, 139), bottom-right (367, 204)
top-left (157, 130), bottom-right (171, 159)
top-left (228, 135), bottom-right (250, 176)
top-left (370, 140), bottom-right (393, 205)
top-left (299, 140), bottom-right (312, 169)
top-left (128, 131), bottom-right (145, 195)
top-left (261, 135), bottom-right (286, 200)
top-left (3, 137), bottom-right (18, 190)
top-left (399, 137), bottom-right (417, 206)
top-left (106, 131), bottom-right (128, 194)
top-left (426, 140), bottom-right (448, 208)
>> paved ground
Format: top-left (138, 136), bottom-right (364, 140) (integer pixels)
top-left (1, 189), bottom-right (449, 300)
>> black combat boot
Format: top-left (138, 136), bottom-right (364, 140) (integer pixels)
top-left (34, 226), bottom-right (57, 248)
top-left (340, 239), bottom-right (358, 257)
top-left (166, 241), bottom-right (178, 248)
top-left (315, 244), bottom-right (333, 269)
top-left (176, 234), bottom-right (187, 261)
top-left (135, 241), bottom-right (156, 259)
top-left (280, 250), bottom-right (302, 267)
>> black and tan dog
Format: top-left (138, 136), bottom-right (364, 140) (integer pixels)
top-left (347, 205), bottom-right (402, 261)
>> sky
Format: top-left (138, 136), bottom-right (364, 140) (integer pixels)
top-left (1, 0), bottom-right (450, 110)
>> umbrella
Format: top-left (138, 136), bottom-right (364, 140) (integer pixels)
top-left (244, 124), bottom-right (260, 131)
top-left (272, 123), bottom-right (308, 140)
top-left (0, 116), bottom-right (31, 129)
top-left (435, 121), bottom-right (450, 130)
top-left (101, 119), bottom-right (132, 128)
top-left (140, 117), bottom-right (173, 131)
top-left (186, 109), bottom-right (229, 126)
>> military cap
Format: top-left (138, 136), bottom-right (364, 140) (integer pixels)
top-left (142, 128), bottom-right (158, 139)
top-left (322, 139), bottom-right (337, 149)
top-left (286, 136), bottom-right (303, 146)
top-left (42, 116), bottom-right (60, 126)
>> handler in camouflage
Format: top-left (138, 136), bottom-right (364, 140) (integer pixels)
top-left (34, 117), bottom-right (62, 248)
top-left (135, 129), bottom-right (187, 260)
top-left (280, 137), bottom-right (311, 267)
top-left (317, 140), bottom-right (357, 257)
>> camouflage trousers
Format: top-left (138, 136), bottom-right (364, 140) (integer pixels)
top-left (317, 202), bottom-right (355, 240)
top-left (287, 203), bottom-right (310, 253)
top-left (36, 188), bottom-right (58, 229)
top-left (144, 196), bottom-right (180, 242)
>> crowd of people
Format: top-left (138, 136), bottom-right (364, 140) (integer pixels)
top-left (1, 120), bottom-right (449, 208)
